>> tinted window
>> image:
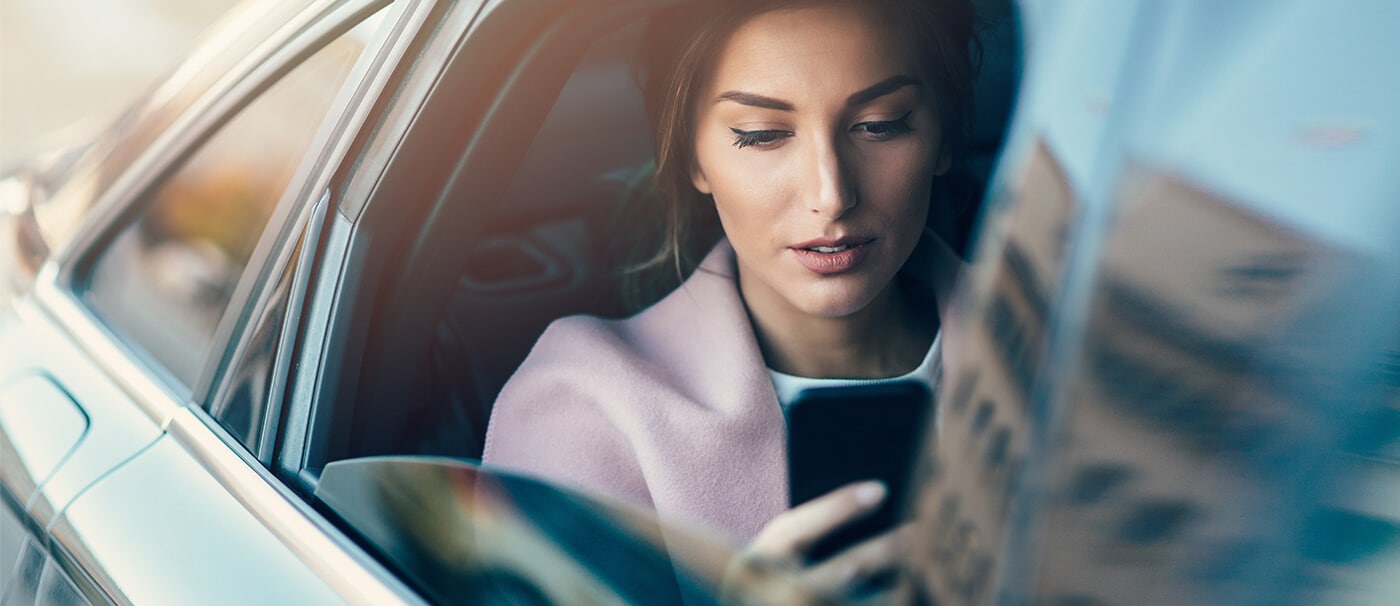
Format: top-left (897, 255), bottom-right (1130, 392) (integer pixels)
top-left (83, 10), bottom-right (387, 389)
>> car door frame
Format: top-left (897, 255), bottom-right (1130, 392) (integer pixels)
top-left (5, 0), bottom-right (454, 604)
top-left (275, 0), bottom-right (681, 490)
top-left (44, 0), bottom-right (393, 423)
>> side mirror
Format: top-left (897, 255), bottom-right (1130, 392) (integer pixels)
top-left (315, 456), bottom-right (738, 604)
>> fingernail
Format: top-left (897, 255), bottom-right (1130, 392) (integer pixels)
top-left (856, 481), bottom-right (887, 506)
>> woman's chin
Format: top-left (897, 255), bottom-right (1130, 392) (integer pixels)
top-left (785, 282), bottom-right (886, 319)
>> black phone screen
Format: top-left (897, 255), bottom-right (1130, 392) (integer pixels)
top-left (785, 380), bottom-right (933, 561)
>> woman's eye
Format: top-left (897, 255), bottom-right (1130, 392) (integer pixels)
top-left (853, 112), bottom-right (914, 140)
top-left (730, 128), bottom-right (792, 149)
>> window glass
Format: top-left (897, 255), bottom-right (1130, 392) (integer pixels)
top-left (83, 9), bottom-right (388, 389)
top-left (38, 0), bottom-right (326, 246)
top-left (367, 20), bottom-right (654, 461)
top-left (208, 234), bottom-right (302, 452)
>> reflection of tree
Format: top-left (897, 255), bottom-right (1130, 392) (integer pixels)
top-left (72, 9), bottom-right (387, 390)
top-left (133, 19), bottom-right (376, 273)
top-left (117, 23), bottom-right (370, 333)
top-left (140, 165), bottom-right (281, 265)
top-left (40, 1), bottom-right (321, 249)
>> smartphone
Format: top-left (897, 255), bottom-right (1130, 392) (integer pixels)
top-left (785, 380), bottom-right (933, 561)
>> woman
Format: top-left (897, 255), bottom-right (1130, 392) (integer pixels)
top-left (485, 0), bottom-right (978, 597)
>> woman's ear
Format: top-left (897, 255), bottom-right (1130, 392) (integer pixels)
top-left (934, 145), bottom-right (953, 176)
top-left (691, 162), bottom-right (713, 194)
top-left (688, 163), bottom-right (711, 193)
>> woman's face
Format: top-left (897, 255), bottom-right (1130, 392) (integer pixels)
top-left (691, 3), bottom-right (948, 320)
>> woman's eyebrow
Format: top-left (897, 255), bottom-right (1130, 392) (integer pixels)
top-left (715, 76), bottom-right (919, 111)
top-left (846, 75), bottom-right (919, 107)
top-left (714, 91), bottom-right (795, 111)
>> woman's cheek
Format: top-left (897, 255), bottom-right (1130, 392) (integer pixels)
top-left (714, 154), bottom-right (792, 212)
top-left (871, 143), bottom-right (937, 211)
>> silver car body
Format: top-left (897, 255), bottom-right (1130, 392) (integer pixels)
top-left (1, 0), bottom-right (465, 603)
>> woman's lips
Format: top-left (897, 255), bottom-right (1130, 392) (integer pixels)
top-left (790, 239), bottom-right (874, 275)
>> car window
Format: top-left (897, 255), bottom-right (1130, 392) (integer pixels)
top-left (82, 8), bottom-right (389, 392)
top-left (207, 232), bottom-right (303, 455)
top-left (53, 0), bottom-right (320, 191)
top-left (353, 18), bottom-right (655, 461)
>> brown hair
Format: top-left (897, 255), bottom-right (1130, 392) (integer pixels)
top-left (621, 0), bottom-right (982, 311)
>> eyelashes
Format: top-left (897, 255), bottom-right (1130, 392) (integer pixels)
top-left (854, 111), bottom-right (915, 140)
top-left (730, 127), bottom-right (792, 149)
top-left (729, 111), bottom-right (916, 149)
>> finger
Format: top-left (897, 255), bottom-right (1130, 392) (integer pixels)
top-left (803, 522), bottom-right (915, 596)
top-left (752, 481), bottom-right (887, 559)
top-left (720, 556), bottom-right (827, 606)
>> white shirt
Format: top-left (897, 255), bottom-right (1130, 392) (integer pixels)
top-left (768, 332), bottom-right (943, 409)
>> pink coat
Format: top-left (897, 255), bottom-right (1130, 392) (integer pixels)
top-left (482, 235), bottom-right (962, 540)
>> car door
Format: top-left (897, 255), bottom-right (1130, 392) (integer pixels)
top-left (0, 1), bottom-right (443, 604)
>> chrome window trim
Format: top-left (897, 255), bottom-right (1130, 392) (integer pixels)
top-left (196, 0), bottom-right (418, 448)
top-left (203, 190), bottom-right (330, 464)
top-left (204, 0), bottom-right (437, 466)
top-left (299, 0), bottom-right (438, 221)
top-left (201, 197), bottom-right (316, 458)
top-left (279, 0), bottom-right (481, 482)
top-left (260, 193), bottom-right (331, 464)
top-left (36, 0), bottom-right (401, 426)
top-left (278, 209), bottom-right (356, 485)
top-left (337, 0), bottom-right (477, 221)
top-left (166, 407), bottom-right (423, 605)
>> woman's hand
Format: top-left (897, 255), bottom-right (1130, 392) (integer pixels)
top-left (723, 481), bottom-right (916, 605)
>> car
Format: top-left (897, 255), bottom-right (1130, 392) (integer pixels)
top-left (8, 0), bottom-right (1394, 604)
top-left (0, 0), bottom-right (1020, 603)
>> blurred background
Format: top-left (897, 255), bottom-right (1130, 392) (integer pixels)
top-left (0, 0), bottom-right (240, 167)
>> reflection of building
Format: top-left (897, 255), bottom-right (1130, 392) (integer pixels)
top-left (1031, 168), bottom-right (1400, 606)
top-left (914, 139), bottom-right (1075, 604)
top-left (914, 138), bottom-right (1400, 605)
top-left (912, 0), bottom-right (1400, 601)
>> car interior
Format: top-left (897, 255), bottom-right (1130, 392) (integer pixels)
top-left (337, 0), bottom-right (1022, 466)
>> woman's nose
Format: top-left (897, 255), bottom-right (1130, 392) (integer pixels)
top-left (809, 138), bottom-right (858, 219)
